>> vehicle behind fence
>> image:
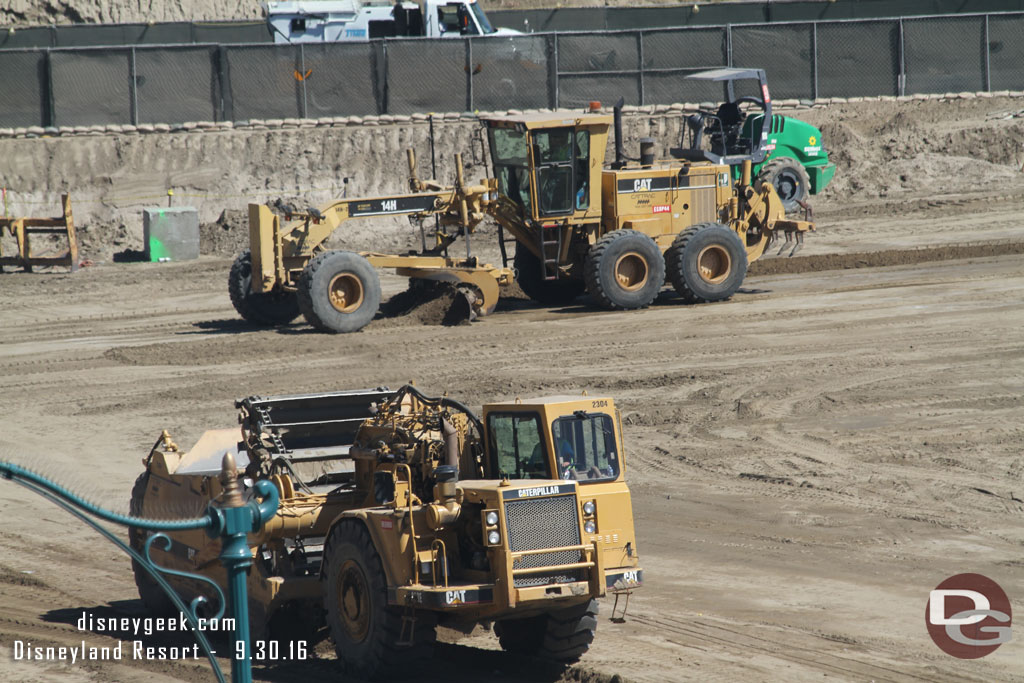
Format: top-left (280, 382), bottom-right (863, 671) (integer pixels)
top-left (2, 13), bottom-right (1024, 128)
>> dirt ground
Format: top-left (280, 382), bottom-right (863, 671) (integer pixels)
top-left (1, 95), bottom-right (1024, 683)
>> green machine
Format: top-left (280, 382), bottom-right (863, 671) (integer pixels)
top-left (672, 68), bottom-right (836, 211)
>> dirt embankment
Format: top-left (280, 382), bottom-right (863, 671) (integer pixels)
top-left (3, 95), bottom-right (1024, 263)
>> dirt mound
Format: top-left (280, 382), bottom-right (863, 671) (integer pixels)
top-left (750, 240), bottom-right (1024, 276)
top-left (200, 209), bottom-right (249, 256)
top-left (378, 281), bottom-right (473, 327)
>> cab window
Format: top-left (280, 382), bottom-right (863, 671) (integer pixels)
top-left (487, 412), bottom-right (551, 479)
top-left (532, 128), bottom-right (590, 216)
top-left (551, 413), bottom-right (619, 482)
top-left (439, 3), bottom-right (477, 34)
top-left (488, 127), bottom-right (531, 214)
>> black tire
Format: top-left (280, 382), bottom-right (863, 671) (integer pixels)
top-left (756, 157), bottom-right (811, 212)
top-left (323, 522), bottom-right (436, 679)
top-left (128, 472), bottom-right (176, 617)
top-left (228, 249), bottom-right (300, 326)
top-left (495, 599), bottom-right (598, 663)
top-left (296, 251), bottom-right (381, 333)
top-left (513, 244), bottom-right (585, 306)
top-left (583, 230), bottom-right (665, 310)
top-left (665, 222), bottom-right (748, 304)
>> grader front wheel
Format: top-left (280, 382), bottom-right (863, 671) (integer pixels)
top-left (228, 249), bottom-right (300, 326)
top-left (297, 251), bottom-right (381, 333)
top-left (665, 223), bottom-right (748, 304)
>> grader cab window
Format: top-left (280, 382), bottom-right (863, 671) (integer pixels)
top-left (551, 413), bottom-right (619, 482)
top-left (488, 412), bottom-right (551, 479)
top-left (532, 128), bottom-right (590, 216)
top-left (488, 127), bottom-right (532, 214)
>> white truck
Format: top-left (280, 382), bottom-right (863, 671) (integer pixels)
top-left (265, 0), bottom-right (518, 43)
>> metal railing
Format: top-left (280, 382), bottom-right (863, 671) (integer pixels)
top-left (0, 454), bottom-right (279, 683)
top-left (1, 12), bottom-right (1023, 129)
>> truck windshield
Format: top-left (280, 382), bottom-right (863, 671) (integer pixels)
top-left (488, 412), bottom-right (551, 479)
top-left (470, 2), bottom-right (494, 34)
top-left (551, 413), bottom-right (620, 482)
top-left (488, 127), bottom-right (531, 213)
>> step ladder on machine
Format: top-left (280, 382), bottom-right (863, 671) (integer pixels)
top-left (539, 222), bottom-right (562, 281)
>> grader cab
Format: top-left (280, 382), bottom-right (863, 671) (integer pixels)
top-left (131, 385), bottom-right (642, 679)
top-left (231, 103), bottom-right (814, 333)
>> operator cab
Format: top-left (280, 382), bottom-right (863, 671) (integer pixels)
top-left (483, 113), bottom-right (611, 223)
top-left (482, 395), bottom-right (624, 484)
top-left (673, 67), bottom-right (773, 166)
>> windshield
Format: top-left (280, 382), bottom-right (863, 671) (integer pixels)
top-left (488, 126), bottom-right (531, 213)
top-left (488, 412), bottom-right (551, 479)
top-left (551, 413), bottom-right (620, 482)
top-left (470, 1), bottom-right (494, 34)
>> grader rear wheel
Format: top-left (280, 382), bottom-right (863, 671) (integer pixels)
top-left (297, 251), bottom-right (381, 333)
top-left (584, 230), bottom-right (665, 310)
top-left (323, 522), bottom-right (435, 679)
top-left (665, 223), bottom-right (748, 304)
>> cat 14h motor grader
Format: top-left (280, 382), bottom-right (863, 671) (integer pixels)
top-left (130, 385), bottom-right (642, 678)
top-left (231, 102), bottom-right (815, 333)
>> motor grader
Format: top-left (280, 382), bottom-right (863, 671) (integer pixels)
top-left (231, 103), bottom-right (814, 332)
top-left (130, 385), bottom-right (642, 678)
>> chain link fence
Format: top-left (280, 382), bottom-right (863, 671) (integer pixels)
top-left (3, 12), bottom-right (1024, 128)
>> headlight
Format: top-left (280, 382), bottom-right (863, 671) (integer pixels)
top-left (487, 530), bottom-right (501, 545)
top-left (485, 511), bottom-right (499, 526)
top-left (582, 501), bottom-right (596, 516)
top-left (584, 520), bottom-right (596, 534)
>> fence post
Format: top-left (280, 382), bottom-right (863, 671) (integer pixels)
top-left (726, 24), bottom-right (733, 67)
top-left (466, 38), bottom-right (473, 112)
top-left (217, 45), bottom-right (233, 122)
top-left (378, 40), bottom-right (389, 115)
top-left (984, 14), bottom-right (991, 92)
top-left (637, 31), bottom-right (645, 106)
top-left (44, 49), bottom-right (56, 127)
top-left (129, 47), bottom-right (139, 125)
top-left (811, 22), bottom-right (818, 100)
top-left (898, 18), bottom-right (906, 96)
top-left (299, 43), bottom-right (307, 118)
top-left (549, 33), bottom-right (560, 109)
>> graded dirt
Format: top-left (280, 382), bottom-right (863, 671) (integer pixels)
top-left (0, 97), bottom-right (1023, 682)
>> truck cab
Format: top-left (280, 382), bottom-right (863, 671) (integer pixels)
top-left (265, 0), bottom-right (514, 43)
top-left (482, 394), bottom-right (642, 591)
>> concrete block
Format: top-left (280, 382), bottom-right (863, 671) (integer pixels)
top-left (143, 206), bottom-right (200, 262)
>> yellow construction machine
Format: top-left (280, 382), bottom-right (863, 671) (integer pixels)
top-left (131, 385), bottom-right (642, 678)
top-left (232, 104), bottom-right (814, 332)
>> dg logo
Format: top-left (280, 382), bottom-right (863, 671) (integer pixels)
top-left (926, 573), bottom-right (1012, 659)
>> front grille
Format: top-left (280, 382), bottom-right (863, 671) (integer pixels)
top-left (505, 494), bottom-right (584, 588)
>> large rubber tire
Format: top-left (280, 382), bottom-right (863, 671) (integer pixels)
top-left (228, 249), bottom-right (300, 326)
top-left (665, 222), bottom-right (748, 304)
top-left (323, 522), bottom-right (436, 679)
top-left (297, 251), bottom-right (381, 333)
top-left (495, 599), bottom-right (598, 663)
top-left (583, 230), bottom-right (665, 310)
top-left (128, 472), bottom-right (177, 617)
top-left (513, 244), bottom-right (585, 306)
top-left (756, 157), bottom-right (811, 213)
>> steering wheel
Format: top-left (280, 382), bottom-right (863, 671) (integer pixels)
top-left (733, 95), bottom-right (765, 109)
